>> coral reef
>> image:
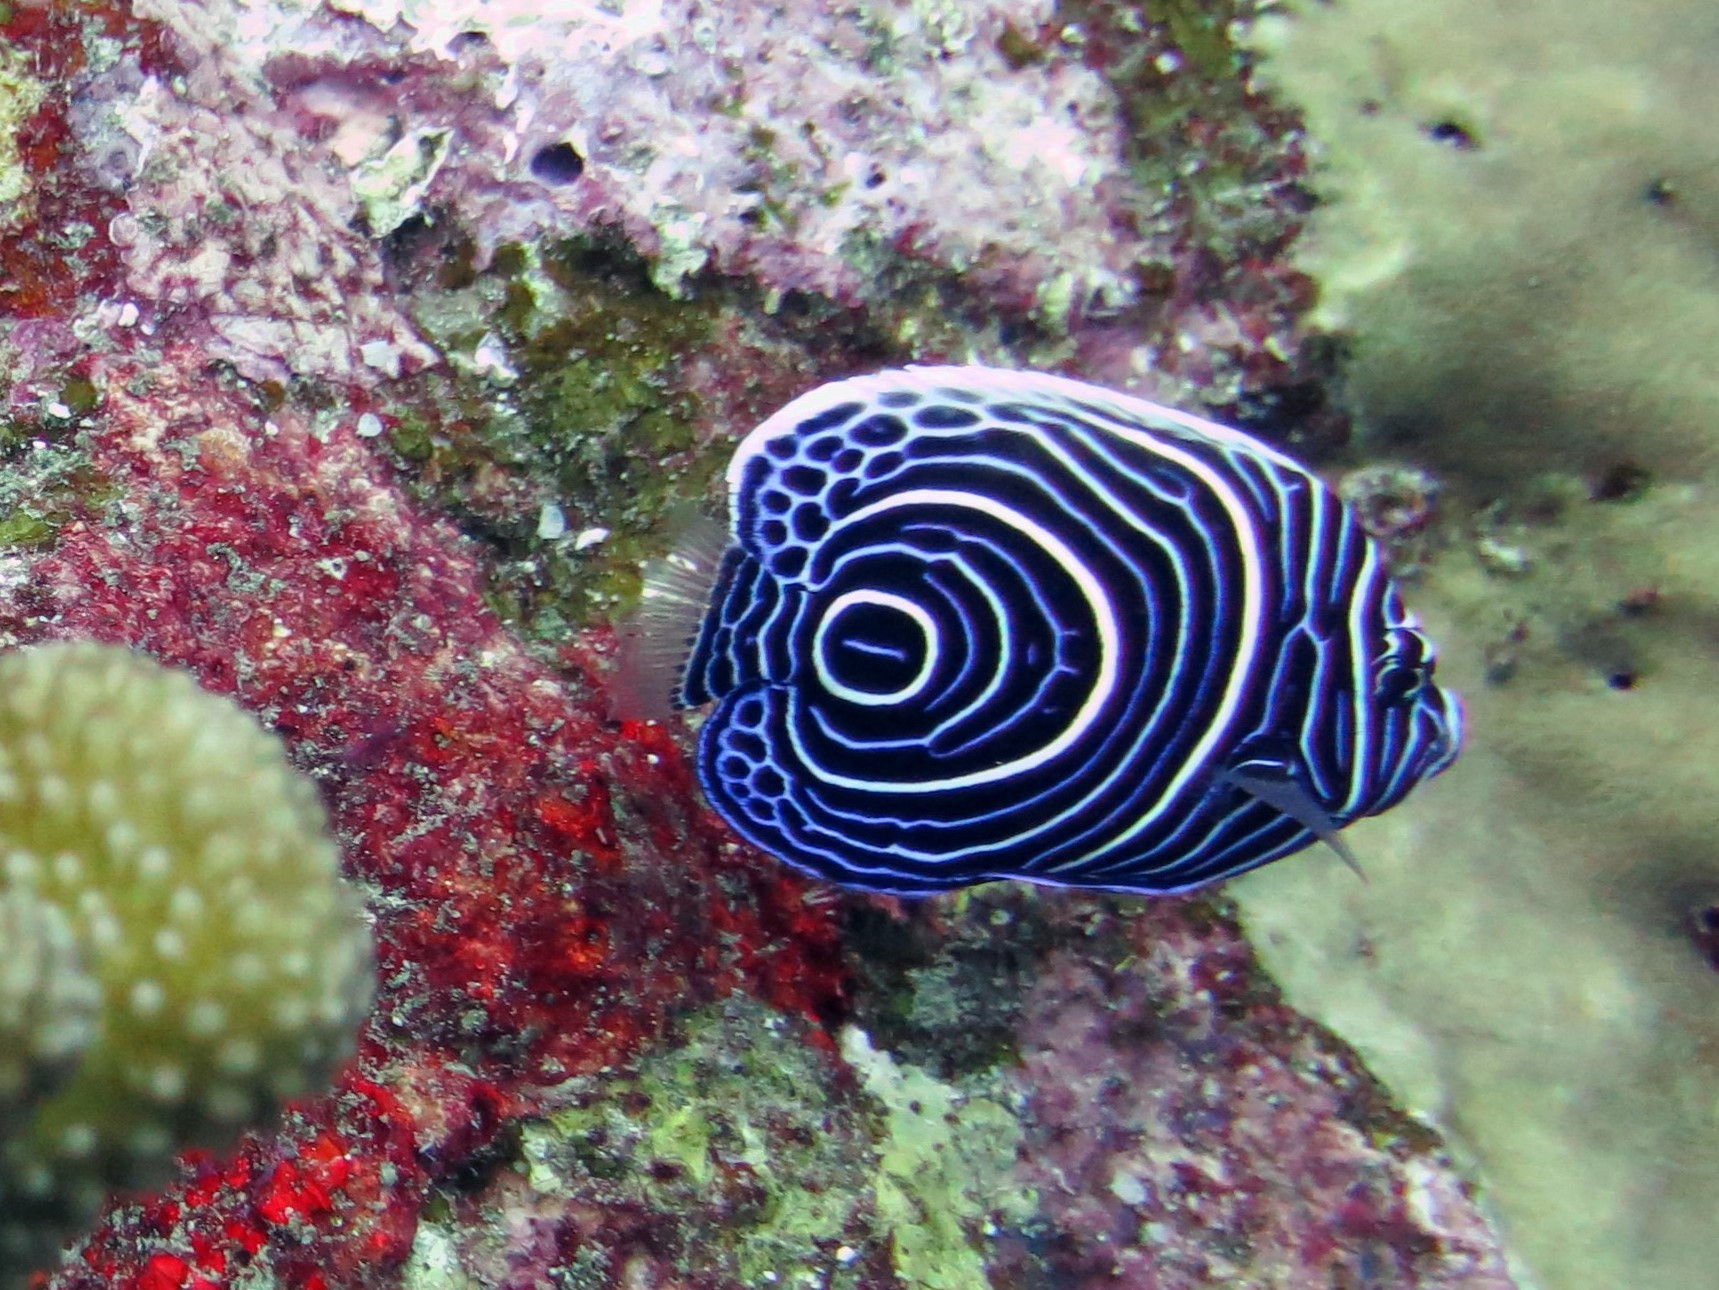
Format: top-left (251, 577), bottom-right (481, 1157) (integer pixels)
top-left (475, 997), bottom-right (885, 1289)
top-left (840, 1025), bottom-right (1032, 1290)
top-left (102, 0), bottom-right (1135, 384)
top-left (1005, 895), bottom-right (1513, 1290)
top-left (387, 895), bottom-right (1513, 1290)
top-left (1239, 3), bottom-right (1719, 1289)
top-left (96, 0), bottom-right (1324, 407)
top-left (3, 334), bottom-right (856, 1290)
top-left (1248, 0), bottom-right (1719, 489)
top-left (0, 0), bottom-right (1533, 1285)
top-left (0, 44), bottom-right (46, 220)
top-left (0, 889), bottom-right (100, 1153)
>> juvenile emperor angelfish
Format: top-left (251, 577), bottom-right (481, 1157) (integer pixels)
top-left (618, 366), bottom-right (1462, 895)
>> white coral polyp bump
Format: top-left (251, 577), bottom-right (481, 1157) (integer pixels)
top-left (0, 642), bottom-right (375, 1283)
top-left (0, 887), bottom-right (100, 1114)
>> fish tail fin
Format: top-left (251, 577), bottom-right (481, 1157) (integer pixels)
top-left (610, 506), bottom-right (731, 722)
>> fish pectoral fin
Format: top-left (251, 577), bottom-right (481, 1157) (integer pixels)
top-left (1220, 763), bottom-right (1366, 882)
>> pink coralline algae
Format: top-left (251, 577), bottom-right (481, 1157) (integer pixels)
top-left (303, 0), bottom-right (1137, 310)
top-left (102, 80), bottom-right (438, 386)
top-left (0, 0), bottom-right (1518, 1285)
top-left (14, 343), bottom-right (850, 1289)
top-left (80, 17), bottom-right (436, 385)
top-left (78, 0), bottom-right (1318, 405)
top-left (1006, 898), bottom-right (1514, 1289)
top-left (56, 0), bottom-right (1141, 385)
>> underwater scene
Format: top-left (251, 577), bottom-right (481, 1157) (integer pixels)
top-left (0, 0), bottom-right (1712, 1286)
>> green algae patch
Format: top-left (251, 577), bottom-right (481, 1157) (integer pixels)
top-left (385, 221), bottom-right (1063, 643)
top-left (387, 227), bottom-right (1019, 642)
top-left (503, 996), bottom-right (1037, 1289)
top-left (1058, 0), bottom-right (1294, 275)
top-left (840, 1027), bottom-right (1035, 1290)
top-left (392, 233), bottom-right (724, 638)
top-left (400, 1224), bottom-right (477, 1290)
top-left (0, 410), bottom-right (117, 553)
top-left (0, 46), bottom-right (44, 224)
top-left (519, 996), bottom-right (878, 1287)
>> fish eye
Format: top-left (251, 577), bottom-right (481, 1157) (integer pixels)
top-left (1373, 626), bottom-right (1432, 705)
top-left (1374, 662), bottom-right (1426, 706)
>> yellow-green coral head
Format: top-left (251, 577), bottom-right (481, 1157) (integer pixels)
top-left (0, 642), bottom-right (374, 1279)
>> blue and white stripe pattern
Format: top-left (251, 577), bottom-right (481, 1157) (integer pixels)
top-left (673, 366), bottom-right (1462, 894)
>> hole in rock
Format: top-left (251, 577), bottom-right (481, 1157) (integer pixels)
top-left (531, 142), bottom-right (585, 185)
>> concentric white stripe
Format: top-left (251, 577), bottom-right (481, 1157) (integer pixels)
top-left (770, 401), bottom-right (1245, 866)
top-left (1339, 539), bottom-right (1383, 817)
top-left (1044, 408), bottom-right (1264, 865)
top-left (816, 538), bottom-right (1015, 742)
top-left (788, 486), bottom-right (1119, 793)
top-left (810, 588), bottom-right (938, 707)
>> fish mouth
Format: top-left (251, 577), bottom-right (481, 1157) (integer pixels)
top-left (1422, 686), bottom-right (1465, 777)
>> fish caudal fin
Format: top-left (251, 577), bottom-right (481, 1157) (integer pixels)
top-left (610, 507), bottom-right (732, 722)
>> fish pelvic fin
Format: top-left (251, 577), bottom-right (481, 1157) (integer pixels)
top-left (1220, 761), bottom-right (1367, 883)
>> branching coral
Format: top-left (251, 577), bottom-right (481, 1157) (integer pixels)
top-left (0, 642), bottom-right (373, 1285)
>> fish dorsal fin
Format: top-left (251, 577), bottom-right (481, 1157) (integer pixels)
top-left (610, 506), bottom-right (732, 722)
top-left (1221, 762), bottom-right (1366, 882)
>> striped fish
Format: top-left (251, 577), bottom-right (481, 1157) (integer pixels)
top-left (618, 367), bottom-right (1462, 895)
